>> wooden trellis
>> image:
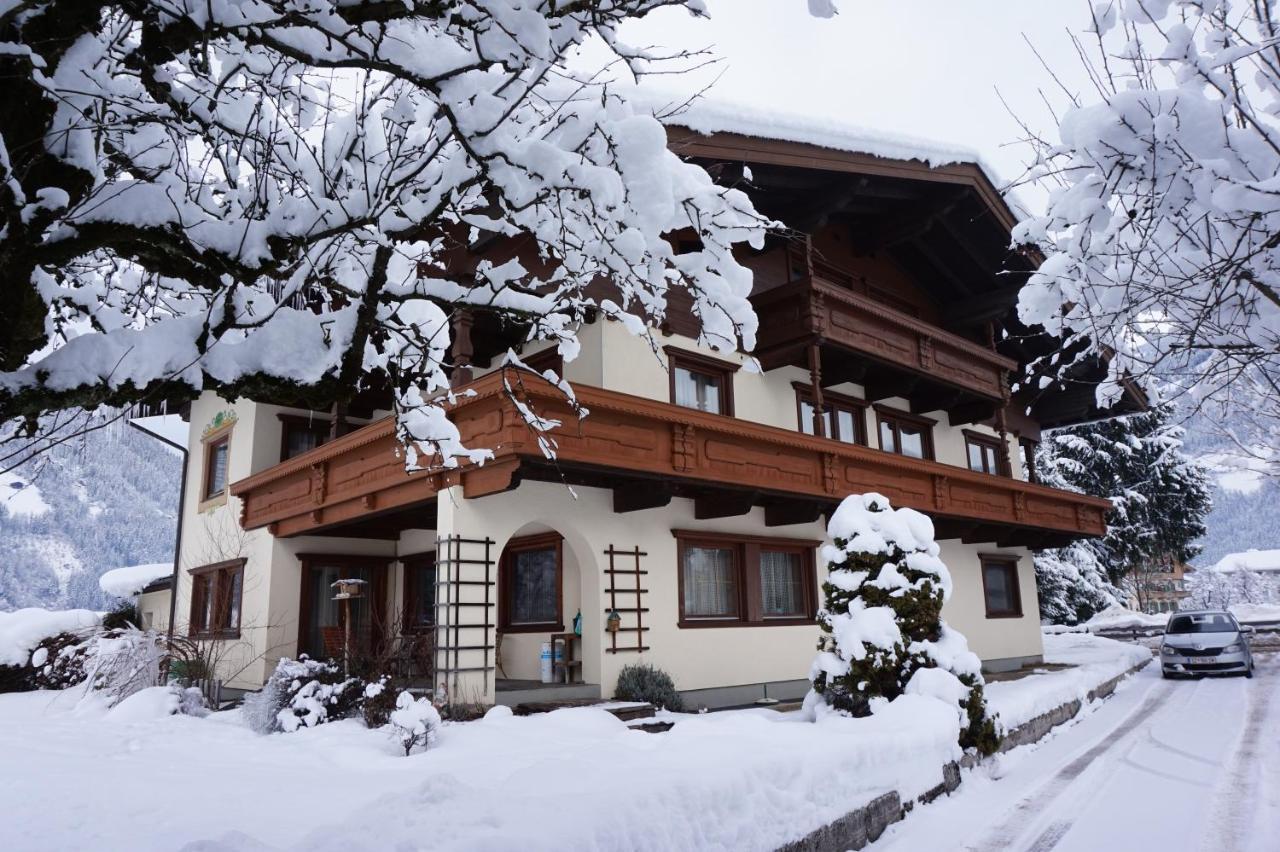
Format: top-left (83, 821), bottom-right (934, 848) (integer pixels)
top-left (603, 545), bottom-right (650, 654)
top-left (433, 535), bottom-right (496, 698)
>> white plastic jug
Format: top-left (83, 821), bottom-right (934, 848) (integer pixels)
top-left (539, 642), bottom-right (554, 683)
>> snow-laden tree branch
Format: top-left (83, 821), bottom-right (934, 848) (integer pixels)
top-left (1013, 0), bottom-right (1280, 478)
top-left (0, 0), bottom-right (773, 468)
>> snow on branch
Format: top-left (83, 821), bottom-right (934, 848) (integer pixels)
top-left (0, 0), bottom-right (771, 468)
top-left (1012, 0), bottom-right (1280, 478)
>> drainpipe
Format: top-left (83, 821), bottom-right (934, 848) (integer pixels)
top-left (127, 418), bottom-right (188, 647)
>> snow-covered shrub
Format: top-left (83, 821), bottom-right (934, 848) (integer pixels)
top-left (362, 676), bottom-right (399, 728)
top-left (85, 628), bottom-right (166, 706)
top-left (809, 493), bottom-right (999, 755)
top-left (246, 657), bottom-right (365, 734)
top-left (614, 663), bottom-right (683, 711)
top-left (100, 601), bottom-right (141, 632)
top-left (389, 691), bottom-right (441, 756)
top-left (28, 632), bottom-right (91, 690)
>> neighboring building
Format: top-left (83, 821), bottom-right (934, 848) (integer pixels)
top-left (1211, 549), bottom-right (1280, 575)
top-left (165, 117), bottom-right (1139, 708)
top-left (1134, 561), bottom-right (1194, 614)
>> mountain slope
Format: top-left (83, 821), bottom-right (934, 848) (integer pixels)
top-left (0, 424), bottom-right (180, 611)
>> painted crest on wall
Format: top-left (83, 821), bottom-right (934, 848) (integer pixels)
top-left (202, 410), bottom-right (238, 439)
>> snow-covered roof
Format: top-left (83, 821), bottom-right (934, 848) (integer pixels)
top-left (1211, 549), bottom-right (1280, 574)
top-left (99, 563), bottom-right (174, 598)
top-left (128, 414), bottom-right (189, 452)
top-left (641, 91), bottom-right (1024, 216)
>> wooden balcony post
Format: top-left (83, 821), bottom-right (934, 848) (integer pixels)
top-left (329, 401), bottom-right (349, 441)
top-left (450, 309), bottom-right (475, 388)
top-left (807, 343), bottom-right (826, 438)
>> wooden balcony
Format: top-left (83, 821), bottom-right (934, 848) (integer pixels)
top-left (750, 275), bottom-right (1018, 423)
top-left (230, 372), bottom-right (1108, 547)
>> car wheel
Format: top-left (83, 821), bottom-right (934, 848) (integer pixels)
top-left (1162, 669), bottom-right (1173, 680)
top-left (1246, 664), bottom-right (1254, 679)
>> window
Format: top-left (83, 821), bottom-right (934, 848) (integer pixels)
top-left (875, 406), bottom-right (935, 460)
top-left (279, 414), bottom-right (330, 461)
top-left (401, 553), bottom-right (436, 633)
top-left (682, 543), bottom-right (740, 619)
top-left (980, 556), bottom-right (1022, 619)
top-left (500, 533), bottom-right (563, 632)
top-left (676, 532), bottom-right (817, 626)
top-left (203, 434), bottom-right (230, 500)
top-left (964, 431), bottom-right (1008, 476)
top-left (188, 559), bottom-right (246, 638)
top-left (1019, 437), bottom-right (1040, 484)
top-left (794, 384), bottom-right (867, 444)
top-left (665, 346), bottom-right (737, 415)
top-left (297, 555), bottom-right (389, 660)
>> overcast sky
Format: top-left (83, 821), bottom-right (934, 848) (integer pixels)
top-left (607, 1), bottom-right (1099, 208)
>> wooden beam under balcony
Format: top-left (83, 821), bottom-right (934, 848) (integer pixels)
top-left (230, 373), bottom-right (1110, 543)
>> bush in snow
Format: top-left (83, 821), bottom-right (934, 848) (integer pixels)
top-left (100, 601), bottom-right (141, 632)
top-left (389, 691), bottom-right (442, 756)
top-left (361, 676), bottom-right (399, 728)
top-left (810, 493), bottom-right (999, 755)
top-left (614, 663), bottom-right (684, 712)
top-left (245, 657), bottom-right (365, 734)
top-left (28, 632), bottom-right (91, 691)
top-left (84, 628), bottom-right (166, 706)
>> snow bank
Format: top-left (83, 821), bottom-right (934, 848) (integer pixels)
top-left (0, 686), bottom-right (968, 851)
top-left (1080, 604), bottom-right (1167, 632)
top-left (106, 686), bottom-right (181, 722)
top-left (0, 608), bottom-right (101, 667)
top-left (99, 563), bottom-right (172, 598)
top-left (985, 634), bottom-right (1151, 732)
top-left (1230, 603), bottom-right (1280, 623)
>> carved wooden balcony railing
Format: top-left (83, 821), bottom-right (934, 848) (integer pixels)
top-left (230, 372), bottom-right (1109, 543)
top-left (750, 274), bottom-right (1018, 408)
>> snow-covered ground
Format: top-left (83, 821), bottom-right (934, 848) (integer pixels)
top-left (0, 634), bottom-right (1148, 851)
top-left (874, 655), bottom-right (1280, 852)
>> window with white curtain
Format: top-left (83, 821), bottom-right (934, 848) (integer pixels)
top-left (673, 366), bottom-right (724, 414)
top-left (760, 550), bottom-right (804, 617)
top-left (681, 545), bottom-right (739, 618)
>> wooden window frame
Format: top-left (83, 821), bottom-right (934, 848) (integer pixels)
top-left (673, 530), bottom-right (819, 628)
top-left (792, 382), bottom-right (868, 444)
top-left (873, 405), bottom-right (936, 461)
top-left (400, 551), bottom-right (436, 634)
top-left (520, 346), bottom-right (563, 377)
top-left (963, 429), bottom-right (1010, 477)
top-left (296, 554), bottom-right (391, 659)
top-left (1019, 437), bottom-right (1040, 484)
top-left (664, 346), bottom-right (739, 416)
top-left (201, 432), bottom-right (231, 504)
top-left (499, 532), bottom-right (565, 634)
top-left (187, 558), bottom-right (246, 639)
top-left (277, 413), bottom-right (331, 462)
top-left (979, 555), bottom-right (1023, 619)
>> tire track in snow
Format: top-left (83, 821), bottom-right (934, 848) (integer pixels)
top-left (964, 678), bottom-right (1180, 851)
top-left (1197, 654), bottom-right (1280, 852)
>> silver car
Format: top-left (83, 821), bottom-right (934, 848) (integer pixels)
top-left (1160, 610), bottom-right (1255, 679)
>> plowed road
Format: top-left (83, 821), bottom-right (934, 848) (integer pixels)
top-left (874, 654), bottom-right (1280, 852)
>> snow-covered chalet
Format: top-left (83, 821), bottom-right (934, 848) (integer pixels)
top-left (163, 112), bottom-right (1145, 707)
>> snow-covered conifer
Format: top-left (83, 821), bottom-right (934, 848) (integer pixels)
top-left (809, 493), bottom-right (999, 754)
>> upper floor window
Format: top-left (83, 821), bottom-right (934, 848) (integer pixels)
top-left (875, 406), bottom-right (934, 460)
top-left (676, 531), bottom-right (817, 627)
top-left (189, 558), bottom-right (246, 638)
top-left (964, 431), bottom-right (1008, 476)
top-left (794, 384), bottom-right (867, 444)
top-left (279, 414), bottom-right (330, 461)
top-left (665, 347), bottom-right (737, 416)
top-left (980, 556), bottom-right (1022, 619)
top-left (1018, 437), bottom-right (1040, 484)
top-left (203, 434), bottom-right (230, 501)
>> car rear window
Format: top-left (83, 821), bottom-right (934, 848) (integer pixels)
top-left (1167, 614), bottom-right (1237, 634)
